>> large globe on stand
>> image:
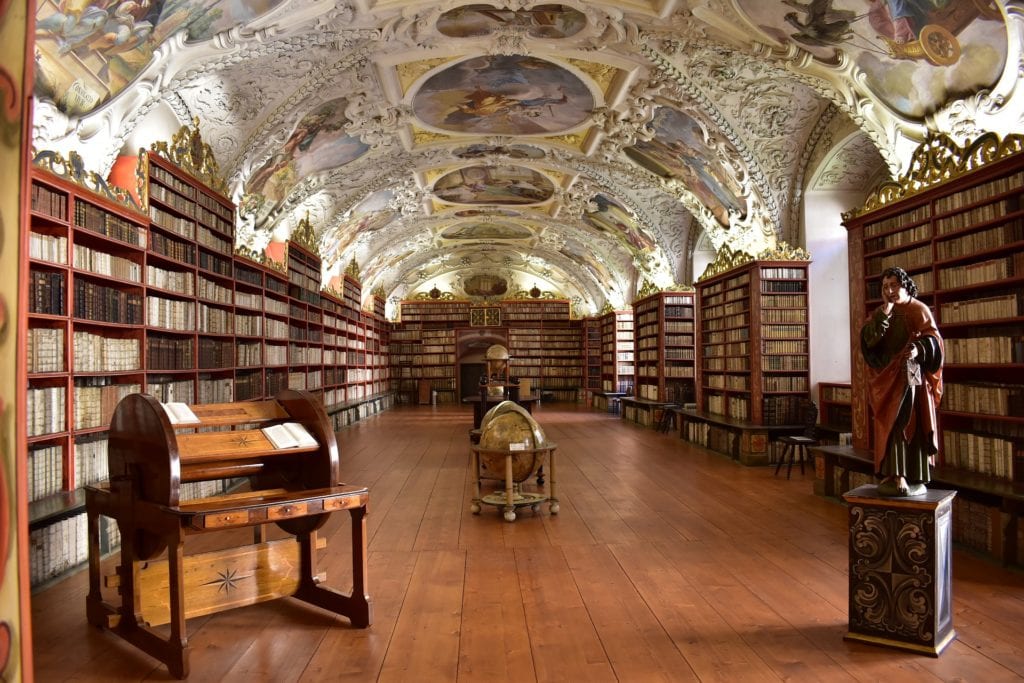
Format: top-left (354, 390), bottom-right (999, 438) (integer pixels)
top-left (477, 400), bottom-right (548, 482)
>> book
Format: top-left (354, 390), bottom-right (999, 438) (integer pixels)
top-left (262, 422), bottom-right (318, 449)
top-left (162, 402), bottom-right (200, 425)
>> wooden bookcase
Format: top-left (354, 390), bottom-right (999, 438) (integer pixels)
top-left (841, 133), bottom-right (1024, 564)
top-left (24, 143), bottom-right (393, 585)
top-left (817, 382), bottom-right (852, 439)
top-left (631, 290), bottom-right (696, 404)
top-left (599, 310), bottom-right (634, 394)
top-left (583, 318), bottom-right (601, 396)
top-left (696, 258), bottom-right (810, 425)
top-left (844, 134), bottom-right (1024, 484)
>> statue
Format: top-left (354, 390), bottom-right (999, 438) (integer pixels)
top-left (860, 267), bottom-right (943, 497)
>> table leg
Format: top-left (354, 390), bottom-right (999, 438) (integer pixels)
top-left (504, 452), bottom-right (516, 522)
top-left (548, 447), bottom-right (559, 514)
top-left (470, 449), bottom-right (482, 514)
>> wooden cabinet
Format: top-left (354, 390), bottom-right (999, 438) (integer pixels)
top-left (696, 258), bottom-right (811, 425)
top-left (632, 291), bottom-right (696, 404)
top-left (843, 134), bottom-right (1024, 484)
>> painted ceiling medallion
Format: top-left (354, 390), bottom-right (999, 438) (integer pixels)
top-left (440, 222), bottom-right (533, 240)
top-left (433, 165), bottom-right (554, 205)
top-left (463, 273), bottom-right (509, 297)
top-left (436, 4), bottom-right (586, 39)
top-left (412, 55), bottom-right (595, 135)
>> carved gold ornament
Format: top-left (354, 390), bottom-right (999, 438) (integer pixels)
top-left (697, 245), bottom-right (754, 281)
top-left (32, 148), bottom-right (142, 213)
top-left (844, 132), bottom-right (1024, 220)
top-left (149, 117), bottom-right (228, 194)
top-left (291, 214), bottom-right (319, 256)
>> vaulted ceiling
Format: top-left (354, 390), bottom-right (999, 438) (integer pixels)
top-left (31, 0), bottom-right (1017, 316)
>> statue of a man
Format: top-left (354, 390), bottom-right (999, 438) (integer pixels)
top-left (860, 266), bottom-right (943, 496)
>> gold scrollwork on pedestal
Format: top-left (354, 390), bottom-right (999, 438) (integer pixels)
top-left (149, 117), bottom-right (228, 195)
top-left (844, 132), bottom-right (1024, 220)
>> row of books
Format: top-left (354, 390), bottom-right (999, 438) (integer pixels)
top-left (933, 170), bottom-right (1024, 215)
top-left (73, 381), bottom-right (141, 431)
top-left (864, 223), bottom-right (932, 255)
top-left (27, 327), bottom-right (64, 373)
top-left (28, 232), bottom-right (68, 265)
top-left (29, 270), bottom-right (65, 316)
top-left (944, 382), bottom-right (1024, 415)
top-left (935, 198), bottom-right (1014, 235)
top-left (940, 292), bottom-right (1020, 324)
top-left (935, 220), bottom-right (1023, 260)
top-left (74, 202), bottom-right (146, 248)
top-left (946, 335), bottom-right (1024, 364)
top-left (73, 246), bottom-right (141, 284)
top-left (940, 252), bottom-right (1024, 290)
top-left (74, 332), bottom-right (139, 372)
top-left (27, 386), bottom-right (66, 437)
top-left (942, 429), bottom-right (1020, 480)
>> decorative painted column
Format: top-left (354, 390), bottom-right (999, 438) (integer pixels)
top-left (842, 485), bottom-right (957, 656)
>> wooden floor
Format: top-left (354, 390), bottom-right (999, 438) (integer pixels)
top-left (31, 403), bottom-right (1024, 682)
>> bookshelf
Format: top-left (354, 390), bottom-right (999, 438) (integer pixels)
top-left (23, 139), bottom-right (393, 585)
top-left (679, 250), bottom-right (810, 464)
top-left (843, 134), bottom-right (1024, 485)
top-left (632, 290), bottom-right (696, 404)
top-left (840, 134), bottom-right (1024, 564)
top-left (583, 318), bottom-right (601, 397)
top-left (818, 382), bottom-right (852, 440)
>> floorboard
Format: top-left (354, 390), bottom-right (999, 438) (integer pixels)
top-left (28, 403), bottom-right (1024, 681)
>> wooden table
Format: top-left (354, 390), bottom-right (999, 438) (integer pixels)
top-left (674, 408), bottom-right (803, 466)
top-left (469, 443), bottom-right (559, 522)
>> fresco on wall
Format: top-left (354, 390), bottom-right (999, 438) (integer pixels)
top-left (735, 0), bottom-right (1006, 119)
top-left (462, 273), bottom-right (509, 297)
top-left (437, 4), bottom-right (586, 39)
top-left (413, 55), bottom-right (594, 135)
top-left (624, 107), bottom-right (745, 227)
top-left (247, 98), bottom-right (368, 200)
top-left (321, 190), bottom-right (397, 266)
top-left (453, 143), bottom-right (546, 160)
top-left (433, 165), bottom-right (554, 205)
top-left (440, 222), bottom-right (533, 241)
top-left (584, 194), bottom-right (656, 253)
top-left (34, 0), bottom-right (286, 116)
top-left (560, 236), bottom-right (615, 288)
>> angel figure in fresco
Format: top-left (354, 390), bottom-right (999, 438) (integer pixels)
top-left (783, 0), bottom-right (857, 46)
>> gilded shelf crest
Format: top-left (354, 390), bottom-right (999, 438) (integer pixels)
top-left (291, 214), bottom-right (319, 256)
top-left (32, 148), bottom-right (143, 214)
top-left (756, 242), bottom-right (811, 262)
top-left (844, 132), bottom-right (1024, 220)
top-left (149, 117), bottom-right (228, 194)
top-left (598, 302), bottom-right (615, 315)
top-left (697, 245), bottom-right (754, 281)
top-left (345, 257), bottom-right (362, 282)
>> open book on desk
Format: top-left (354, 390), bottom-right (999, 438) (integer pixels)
top-left (262, 422), bottom-right (318, 449)
top-left (162, 402), bottom-right (200, 425)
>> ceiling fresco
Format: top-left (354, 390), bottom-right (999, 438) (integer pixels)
top-left (29, 0), bottom-right (1024, 317)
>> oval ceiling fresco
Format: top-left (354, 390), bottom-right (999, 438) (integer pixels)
top-left (433, 165), bottom-right (555, 205)
top-left (462, 273), bottom-right (509, 297)
top-left (436, 4), bottom-right (587, 39)
top-left (413, 55), bottom-right (595, 135)
top-left (737, 0), bottom-right (1006, 119)
top-left (321, 189), bottom-right (397, 266)
top-left (625, 107), bottom-right (745, 227)
top-left (440, 222), bottom-right (534, 241)
top-left (34, 0), bottom-right (287, 116)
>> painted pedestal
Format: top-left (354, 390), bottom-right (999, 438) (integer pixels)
top-left (842, 485), bottom-right (957, 656)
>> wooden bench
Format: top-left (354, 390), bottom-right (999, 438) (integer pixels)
top-left (810, 444), bottom-right (1024, 566)
top-left (675, 408), bottom-right (803, 466)
top-left (85, 390), bottom-right (371, 678)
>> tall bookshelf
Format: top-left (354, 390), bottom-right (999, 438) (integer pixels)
top-left (583, 318), bottom-right (602, 396)
top-left (600, 309), bottom-right (634, 394)
top-left (695, 254), bottom-right (811, 426)
top-left (843, 134), bottom-right (1024, 485)
top-left (24, 134), bottom-right (394, 585)
top-left (632, 290), bottom-right (696, 404)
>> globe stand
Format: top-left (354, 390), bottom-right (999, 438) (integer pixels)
top-left (470, 444), bottom-right (559, 522)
